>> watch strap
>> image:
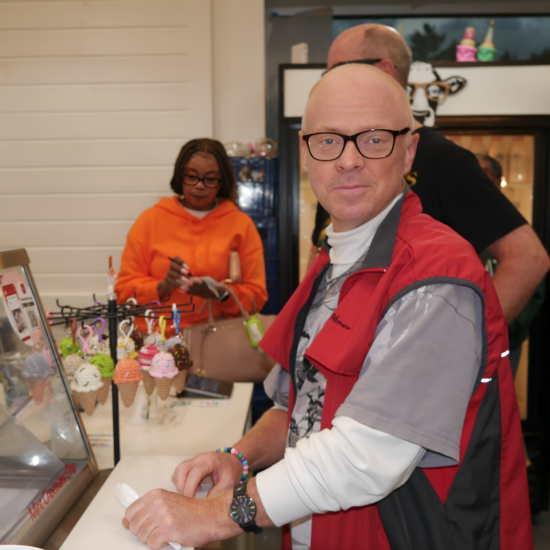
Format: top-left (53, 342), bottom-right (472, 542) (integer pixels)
top-left (241, 522), bottom-right (263, 534)
top-left (234, 483), bottom-right (247, 497)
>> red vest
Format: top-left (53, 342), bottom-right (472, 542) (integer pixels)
top-left (260, 190), bottom-right (532, 550)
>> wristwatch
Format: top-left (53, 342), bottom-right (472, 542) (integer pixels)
top-left (229, 482), bottom-right (263, 535)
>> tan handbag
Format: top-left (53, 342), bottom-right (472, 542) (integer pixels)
top-left (182, 285), bottom-right (277, 383)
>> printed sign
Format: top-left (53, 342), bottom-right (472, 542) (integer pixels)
top-left (27, 462), bottom-right (77, 522)
top-left (1, 270), bottom-right (42, 345)
top-left (407, 61), bottom-right (467, 127)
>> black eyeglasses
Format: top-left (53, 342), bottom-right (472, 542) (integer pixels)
top-left (322, 59), bottom-right (383, 76)
top-left (302, 128), bottom-right (410, 161)
top-left (182, 173), bottom-right (222, 188)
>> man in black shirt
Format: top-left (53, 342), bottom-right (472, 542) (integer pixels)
top-left (309, 23), bottom-right (549, 324)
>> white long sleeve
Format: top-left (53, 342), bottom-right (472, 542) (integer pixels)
top-left (256, 416), bottom-right (426, 527)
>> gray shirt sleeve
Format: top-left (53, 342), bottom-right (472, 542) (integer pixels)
top-left (264, 364), bottom-right (291, 410)
top-left (336, 283), bottom-right (483, 466)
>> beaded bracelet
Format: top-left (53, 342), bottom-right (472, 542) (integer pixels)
top-left (217, 447), bottom-right (249, 483)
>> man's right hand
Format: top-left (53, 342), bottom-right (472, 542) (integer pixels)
top-left (158, 256), bottom-right (190, 299)
top-left (171, 451), bottom-right (243, 497)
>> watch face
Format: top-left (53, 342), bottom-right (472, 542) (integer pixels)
top-left (230, 495), bottom-right (257, 525)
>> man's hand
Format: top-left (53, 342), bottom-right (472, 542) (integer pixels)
top-left (122, 488), bottom-right (239, 549)
top-left (486, 224), bottom-right (550, 324)
top-left (172, 451), bottom-right (243, 497)
top-left (158, 256), bottom-right (190, 300)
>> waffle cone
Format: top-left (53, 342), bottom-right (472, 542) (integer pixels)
top-left (174, 370), bottom-right (187, 393)
top-left (98, 377), bottom-right (112, 405)
top-left (155, 377), bottom-right (173, 400)
top-left (78, 390), bottom-right (99, 416)
top-left (117, 381), bottom-right (140, 407)
top-left (28, 378), bottom-right (45, 404)
top-left (142, 370), bottom-right (155, 395)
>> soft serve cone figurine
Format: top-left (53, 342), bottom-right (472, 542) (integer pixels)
top-left (456, 26), bottom-right (477, 62)
top-left (477, 20), bottom-right (497, 62)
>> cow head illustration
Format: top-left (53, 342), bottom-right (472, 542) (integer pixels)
top-left (407, 61), bottom-right (467, 127)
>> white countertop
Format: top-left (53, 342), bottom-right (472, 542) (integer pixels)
top-left (81, 383), bottom-right (253, 470)
top-left (59, 455), bottom-right (203, 550)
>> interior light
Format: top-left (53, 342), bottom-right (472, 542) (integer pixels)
top-left (500, 177), bottom-right (507, 188)
top-left (31, 455), bottom-right (40, 466)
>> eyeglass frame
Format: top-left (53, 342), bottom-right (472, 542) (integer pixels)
top-left (322, 58), bottom-right (383, 76)
top-left (407, 81), bottom-right (451, 103)
top-left (182, 173), bottom-right (222, 189)
top-left (302, 127), bottom-right (411, 161)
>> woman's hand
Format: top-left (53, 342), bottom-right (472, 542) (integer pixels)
top-left (181, 277), bottom-right (217, 300)
top-left (158, 256), bottom-right (190, 300)
top-left (171, 452), bottom-right (244, 497)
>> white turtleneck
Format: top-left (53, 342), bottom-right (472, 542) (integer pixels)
top-left (325, 193), bottom-right (402, 279)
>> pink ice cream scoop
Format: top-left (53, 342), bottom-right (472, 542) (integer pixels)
top-left (149, 351), bottom-right (178, 379)
top-left (138, 344), bottom-right (159, 370)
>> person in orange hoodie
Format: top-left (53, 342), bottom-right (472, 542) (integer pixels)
top-left (115, 138), bottom-right (268, 331)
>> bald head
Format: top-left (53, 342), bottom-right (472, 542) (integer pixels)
top-left (328, 24), bottom-right (412, 88)
top-left (303, 63), bottom-right (413, 133)
top-left (300, 63), bottom-right (418, 232)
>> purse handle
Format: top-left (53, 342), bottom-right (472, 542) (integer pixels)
top-left (206, 284), bottom-right (251, 328)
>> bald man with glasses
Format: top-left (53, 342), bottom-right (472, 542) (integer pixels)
top-left (123, 64), bottom-right (532, 550)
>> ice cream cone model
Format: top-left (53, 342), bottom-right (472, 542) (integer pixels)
top-left (139, 344), bottom-right (159, 396)
top-left (173, 370), bottom-right (186, 394)
top-left (63, 353), bottom-right (84, 382)
top-left (87, 334), bottom-right (100, 355)
top-left (117, 319), bottom-right (137, 360)
top-left (90, 353), bottom-right (115, 405)
top-left (116, 336), bottom-right (130, 360)
top-left (142, 370), bottom-right (155, 395)
top-left (149, 351), bottom-right (178, 400)
top-left (28, 377), bottom-right (51, 404)
top-left (456, 26), bottom-right (477, 62)
top-left (58, 336), bottom-right (80, 358)
top-left (131, 329), bottom-right (144, 351)
top-left (477, 20), bottom-right (496, 62)
top-left (70, 362), bottom-right (103, 415)
top-left (169, 343), bottom-right (193, 393)
top-left (24, 352), bottom-right (54, 404)
top-left (95, 339), bottom-right (110, 355)
top-left (114, 357), bottom-right (143, 407)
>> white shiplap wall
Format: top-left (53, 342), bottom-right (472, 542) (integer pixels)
top-left (0, 0), bottom-right (213, 310)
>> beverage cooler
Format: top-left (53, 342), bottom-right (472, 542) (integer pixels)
top-left (278, 61), bottom-right (550, 512)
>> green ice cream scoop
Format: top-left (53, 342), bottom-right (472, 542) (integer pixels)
top-left (90, 353), bottom-right (115, 378)
top-left (59, 336), bottom-right (81, 359)
top-left (477, 46), bottom-right (497, 62)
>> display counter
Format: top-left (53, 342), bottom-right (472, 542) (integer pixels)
top-left (81, 382), bottom-right (253, 470)
top-left (0, 249), bottom-right (97, 546)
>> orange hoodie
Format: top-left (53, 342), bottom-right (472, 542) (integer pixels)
top-left (115, 197), bottom-right (268, 331)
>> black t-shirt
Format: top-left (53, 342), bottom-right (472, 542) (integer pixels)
top-left (311, 127), bottom-right (527, 252)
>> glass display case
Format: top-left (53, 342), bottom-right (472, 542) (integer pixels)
top-left (0, 249), bottom-right (97, 546)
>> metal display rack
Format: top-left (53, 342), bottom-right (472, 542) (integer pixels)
top-left (47, 294), bottom-right (195, 466)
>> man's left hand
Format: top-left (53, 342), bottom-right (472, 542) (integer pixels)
top-left (122, 488), bottom-right (237, 549)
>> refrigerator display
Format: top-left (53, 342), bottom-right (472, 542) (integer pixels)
top-left (0, 249), bottom-right (96, 546)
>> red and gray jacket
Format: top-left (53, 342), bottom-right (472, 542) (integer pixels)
top-left (260, 189), bottom-right (532, 550)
